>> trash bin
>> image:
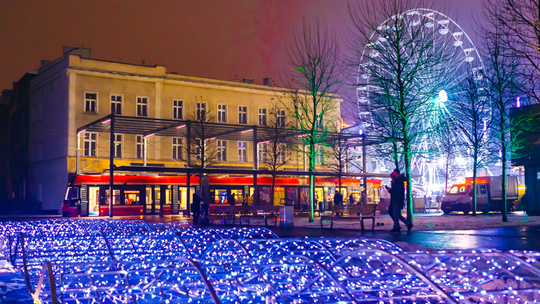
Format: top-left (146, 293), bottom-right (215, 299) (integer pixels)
top-left (280, 206), bottom-right (294, 228)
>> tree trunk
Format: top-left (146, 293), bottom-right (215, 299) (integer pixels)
top-left (308, 142), bottom-right (315, 222)
top-left (338, 172), bottom-right (342, 195)
top-left (472, 149), bottom-right (478, 216)
top-left (502, 141), bottom-right (508, 222)
top-left (271, 173), bottom-right (276, 207)
top-left (392, 142), bottom-right (399, 169)
top-left (405, 147), bottom-right (413, 224)
top-left (445, 155), bottom-right (450, 193)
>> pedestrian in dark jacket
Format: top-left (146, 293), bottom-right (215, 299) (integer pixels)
top-left (191, 192), bottom-right (201, 223)
top-left (334, 190), bottom-right (343, 216)
top-left (388, 170), bottom-right (412, 233)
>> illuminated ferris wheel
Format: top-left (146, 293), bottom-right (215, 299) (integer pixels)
top-left (357, 8), bottom-right (485, 193)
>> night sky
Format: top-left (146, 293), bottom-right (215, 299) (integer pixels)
top-left (0, 0), bottom-right (483, 123)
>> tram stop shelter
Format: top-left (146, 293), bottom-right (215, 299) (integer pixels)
top-left (76, 114), bottom-right (386, 217)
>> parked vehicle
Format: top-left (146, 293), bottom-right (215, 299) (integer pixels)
top-left (441, 176), bottom-right (519, 215)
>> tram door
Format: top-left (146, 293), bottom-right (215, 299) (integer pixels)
top-left (88, 187), bottom-right (100, 216)
top-left (145, 186), bottom-right (154, 215)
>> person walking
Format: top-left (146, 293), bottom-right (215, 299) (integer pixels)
top-left (349, 193), bottom-right (355, 205)
top-left (388, 169), bottom-right (412, 233)
top-left (191, 192), bottom-right (201, 223)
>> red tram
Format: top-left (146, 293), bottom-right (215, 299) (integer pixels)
top-left (62, 174), bottom-right (382, 217)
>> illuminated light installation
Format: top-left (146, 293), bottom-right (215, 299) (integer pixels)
top-left (0, 220), bottom-right (539, 303)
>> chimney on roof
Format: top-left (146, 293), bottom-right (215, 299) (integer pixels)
top-left (63, 46), bottom-right (91, 59)
top-left (263, 77), bottom-right (273, 86)
top-left (243, 78), bottom-right (255, 84)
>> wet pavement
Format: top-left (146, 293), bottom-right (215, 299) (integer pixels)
top-left (263, 225), bottom-right (540, 251)
top-left (1, 214), bottom-right (539, 251)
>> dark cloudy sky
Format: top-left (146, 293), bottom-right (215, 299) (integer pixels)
top-left (0, 0), bottom-right (483, 122)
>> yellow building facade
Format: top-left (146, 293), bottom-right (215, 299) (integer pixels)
top-left (27, 48), bottom-right (342, 211)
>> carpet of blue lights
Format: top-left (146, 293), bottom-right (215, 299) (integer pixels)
top-left (0, 220), bottom-right (539, 303)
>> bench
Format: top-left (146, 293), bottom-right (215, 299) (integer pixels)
top-left (320, 204), bottom-right (378, 231)
top-left (206, 205), bottom-right (238, 225)
top-left (239, 206), bottom-right (280, 227)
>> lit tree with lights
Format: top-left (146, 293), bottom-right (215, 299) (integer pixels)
top-left (349, 0), bottom-right (452, 223)
top-left (282, 18), bottom-right (342, 222)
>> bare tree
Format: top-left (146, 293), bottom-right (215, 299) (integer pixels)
top-left (282, 18), bottom-right (343, 222)
top-left (187, 98), bottom-right (219, 193)
top-left (479, 11), bottom-right (522, 222)
top-left (348, 0), bottom-right (452, 223)
top-left (325, 127), bottom-right (359, 192)
top-left (483, 0), bottom-right (540, 103)
top-left (452, 72), bottom-right (493, 215)
top-left (259, 105), bottom-right (293, 205)
top-left (433, 125), bottom-right (467, 195)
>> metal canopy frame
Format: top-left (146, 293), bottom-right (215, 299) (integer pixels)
top-left (76, 114), bottom-right (383, 145)
top-left (76, 115), bottom-right (384, 218)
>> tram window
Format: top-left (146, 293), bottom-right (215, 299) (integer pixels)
top-left (214, 189), bottom-right (227, 204)
top-left (71, 187), bottom-right (79, 200)
top-left (125, 190), bottom-right (140, 205)
top-left (105, 189), bottom-right (121, 205)
top-left (231, 189), bottom-right (243, 204)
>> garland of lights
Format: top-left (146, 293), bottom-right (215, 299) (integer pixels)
top-left (0, 219), bottom-right (539, 303)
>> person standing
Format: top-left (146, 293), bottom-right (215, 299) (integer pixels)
top-left (436, 193), bottom-right (442, 212)
top-left (334, 190), bottom-right (343, 216)
top-left (191, 192), bottom-right (201, 223)
top-left (385, 169), bottom-right (400, 221)
top-left (349, 193), bottom-right (355, 205)
top-left (334, 190), bottom-right (343, 206)
top-left (388, 169), bottom-right (412, 233)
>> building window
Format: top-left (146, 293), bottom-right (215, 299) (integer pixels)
top-left (238, 141), bottom-right (247, 162)
top-left (111, 94), bottom-right (122, 115)
top-left (84, 93), bottom-right (97, 113)
top-left (277, 109), bottom-right (286, 127)
top-left (137, 96), bottom-right (148, 117)
top-left (173, 100), bottom-right (183, 120)
top-left (197, 102), bottom-right (207, 121)
top-left (195, 139), bottom-right (202, 160)
top-left (316, 115), bottom-right (323, 130)
top-left (217, 104), bottom-right (227, 123)
top-left (259, 142), bottom-right (267, 164)
top-left (258, 108), bottom-right (267, 126)
top-left (84, 132), bottom-right (97, 156)
top-left (238, 106), bottom-right (247, 124)
top-left (278, 144), bottom-right (286, 164)
top-left (217, 140), bottom-right (227, 161)
top-left (136, 135), bottom-right (144, 159)
top-left (112, 134), bottom-right (122, 158)
top-left (316, 145), bottom-right (325, 165)
top-left (172, 137), bottom-right (183, 160)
